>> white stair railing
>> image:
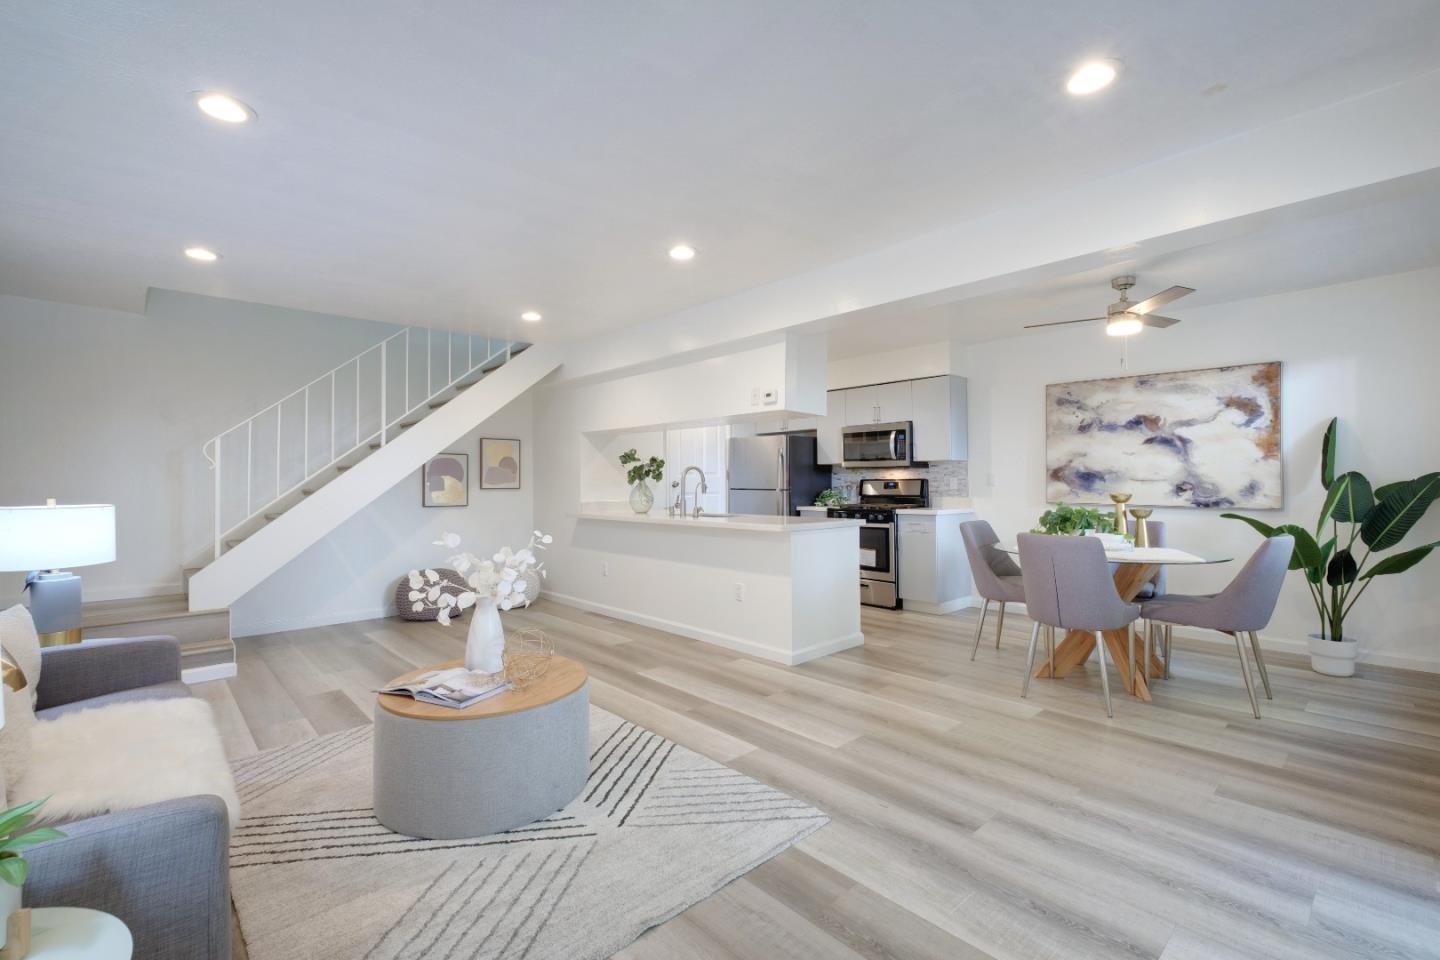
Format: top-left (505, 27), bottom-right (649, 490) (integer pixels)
top-left (201, 328), bottom-right (521, 561)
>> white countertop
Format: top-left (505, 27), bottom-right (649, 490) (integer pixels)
top-left (574, 510), bottom-right (862, 533)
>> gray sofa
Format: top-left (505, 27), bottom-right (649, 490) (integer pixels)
top-left (26, 636), bottom-right (232, 960)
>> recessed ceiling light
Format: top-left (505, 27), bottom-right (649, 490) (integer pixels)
top-left (668, 244), bottom-right (697, 262)
top-left (184, 246), bottom-right (220, 262)
top-left (194, 91), bottom-right (256, 124)
top-left (1066, 60), bottom-right (1119, 96)
top-left (520, 311), bottom-right (542, 323)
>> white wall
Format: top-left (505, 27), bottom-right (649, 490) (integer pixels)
top-left (0, 290), bottom-right (399, 600)
top-left (961, 267), bottom-right (1440, 670)
top-left (231, 394), bottom-right (534, 636)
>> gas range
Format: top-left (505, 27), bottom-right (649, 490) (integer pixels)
top-left (827, 479), bottom-right (928, 609)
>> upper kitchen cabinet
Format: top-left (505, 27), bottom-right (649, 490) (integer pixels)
top-left (910, 375), bottom-right (968, 462)
top-left (844, 384), bottom-right (878, 425)
top-left (875, 380), bottom-right (912, 423)
top-left (843, 381), bottom-right (912, 424)
top-left (821, 374), bottom-right (966, 464)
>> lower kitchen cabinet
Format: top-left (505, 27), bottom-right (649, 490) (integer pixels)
top-left (898, 511), bottom-right (975, 615)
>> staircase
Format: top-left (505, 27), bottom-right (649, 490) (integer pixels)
top-left (154, 328), bottom-right (560, 675)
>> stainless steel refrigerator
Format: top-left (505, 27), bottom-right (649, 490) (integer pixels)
top-left (727, 434), bottom-right (832, 516)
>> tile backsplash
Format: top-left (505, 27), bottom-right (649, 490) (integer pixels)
top-left (829, 461), bottom-right (969, 502)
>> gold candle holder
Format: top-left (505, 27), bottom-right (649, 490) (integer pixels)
top-left (1108, 493), bottom-right (1132, 537)
top-left (1128, 507), bottom-right (1153, 547)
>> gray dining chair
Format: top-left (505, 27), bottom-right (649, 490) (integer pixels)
top-left (1139, 535), bottom-right (1294, 718)
top-left (960, 520), bottom-right (1025, 660)
top-left (1017, 533), bottom-right (1140, 717)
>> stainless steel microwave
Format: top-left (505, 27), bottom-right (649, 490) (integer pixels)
top-left (841, 421), bottom-right (912, 468)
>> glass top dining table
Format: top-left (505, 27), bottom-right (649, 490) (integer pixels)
top-left (995, 540), bottom-right (1232, 701)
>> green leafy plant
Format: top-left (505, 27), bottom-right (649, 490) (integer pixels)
top-left (814, 488), bottom-right (846, 507)
top-left (1224, 417), bottom-right (1439, 642)
top-left (0, 798), bottom-right (65, 886)
top-left (618, 448), bottom-right (665, 487)
top-left (1033, 502), bottom-right (1116, 536)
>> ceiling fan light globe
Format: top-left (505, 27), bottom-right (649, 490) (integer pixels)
top-left (1106, 316), bottom-right (1143, 337)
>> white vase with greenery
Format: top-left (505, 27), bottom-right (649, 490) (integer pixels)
top-left (619, 448), bottom-right (664, 514)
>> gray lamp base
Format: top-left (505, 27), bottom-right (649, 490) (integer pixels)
top-left (25, 571), bottom-right (84, 646)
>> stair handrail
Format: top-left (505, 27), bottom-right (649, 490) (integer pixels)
top-left (201, 327), bottom-right (518, 560)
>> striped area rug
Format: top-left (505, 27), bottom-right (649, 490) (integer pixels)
top-left (229, 707), bottom-right (827, 960)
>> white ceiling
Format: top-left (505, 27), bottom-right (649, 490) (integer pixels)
top-left (823, 171), bottom-right (1440, 357)
top-left (3, 1), bottom-right (1440, 342)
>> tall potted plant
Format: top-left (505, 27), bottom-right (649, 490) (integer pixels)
top-left (1223, 418), bottom-right (1439, 676)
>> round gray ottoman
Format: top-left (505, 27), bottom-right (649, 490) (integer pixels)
top-left (373, 657), bottom-right (589, 840)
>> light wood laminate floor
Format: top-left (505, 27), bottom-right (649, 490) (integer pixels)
top-left (214, 599), bottom-right (1440, 960)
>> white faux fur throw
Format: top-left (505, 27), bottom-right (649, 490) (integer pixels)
top-left (12, 698), bottom-right (240, 827)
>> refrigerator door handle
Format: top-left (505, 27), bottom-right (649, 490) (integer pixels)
top-left (776, 446), bottom-right (786, 515)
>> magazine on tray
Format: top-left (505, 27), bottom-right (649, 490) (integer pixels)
top-left (379, 667), bottom-right (512, 709)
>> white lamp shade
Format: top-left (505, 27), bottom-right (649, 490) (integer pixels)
top-left (0, 503), bottom-right (116, 571)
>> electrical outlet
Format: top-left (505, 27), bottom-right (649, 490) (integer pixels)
top-left (601, 561), bottom-right (610, 577)
top-left (734, 582), bottom-right (744, 602)
top-left (750, 388), bottom-right (761, 406)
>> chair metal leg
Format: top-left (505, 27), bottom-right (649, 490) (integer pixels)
top-left (970, 599), bottom-right (990, 661)
top-left (1093, 631), bottom-right (1114, 718)
top-left (995, 601), bottom-right (1006, 649)
top-left (1163, 624), bottom-right (1173, 678)
top-left (1232, 631), bottom-right (1261, 718)
top-left (1021, 621), bottom-right (1041, 698)
top-left (1249, 631), bottom-right (1273, 699)
top-left (1127, 625), bottom-right (1136, 695)
top-left (1046, 625), bottom-right (1055, 678)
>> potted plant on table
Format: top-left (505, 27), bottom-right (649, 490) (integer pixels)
top-left (1224, 418), bottom-right (1439, 676)
top-left (0, 798), bottom-right (64, 948)
top-left (619, 449), bottom-right (665, 514)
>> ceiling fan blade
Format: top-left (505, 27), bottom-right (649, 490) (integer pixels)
top-left (1023, 317), bottom-right (1104, 329)
top-left (1129, 285), bottom-right (1194, 315)
top-left (1142, 315), bottom-right (1180, 328)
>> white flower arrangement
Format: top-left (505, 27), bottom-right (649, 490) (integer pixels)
top-left (407, 530), bottom-right (552, 626)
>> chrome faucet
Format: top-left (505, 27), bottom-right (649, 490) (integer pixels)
top-left (679, 465), bottom-right (708, 519)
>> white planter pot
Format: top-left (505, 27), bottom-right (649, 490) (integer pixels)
top-left (1308, 634), bottom-right (1359, 677)
top-left (465, 598), bottom-right (506, 675)
top-left (0, 880), bottom-right (20, 947)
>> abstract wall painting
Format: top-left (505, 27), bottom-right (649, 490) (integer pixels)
top-left (480, 438), bottom-right (521, 489)
top-left (422, 453), bottom-right (469, 507)
top-left (1045, 361), bottom-right (1282, 509)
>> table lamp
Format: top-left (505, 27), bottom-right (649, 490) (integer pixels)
top-left (0, 500), bottom-right (116, 646)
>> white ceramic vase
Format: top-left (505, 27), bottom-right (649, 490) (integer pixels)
top-left (465, 598), bottom-right (506, 675)
top-left (1308, 634), bottom-right (1359, 677)
top-left (0, 880), bottom-right (20, 948)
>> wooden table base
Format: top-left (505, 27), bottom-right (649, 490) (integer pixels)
top-left (1034, 562), bottom-right (1164, 701)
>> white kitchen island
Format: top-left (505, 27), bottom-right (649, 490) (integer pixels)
top-left (562, 510), bottom-right (863, 665)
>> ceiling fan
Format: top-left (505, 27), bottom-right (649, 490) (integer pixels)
top-left (1025, 275), bottom-right (1195, 337)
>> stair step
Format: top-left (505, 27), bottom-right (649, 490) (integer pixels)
top-left (399, 420), bottom-right (420, 429)
top-left (510, 342), bottom-right (529, 355)
top-left (264, 512), bottom-right (282, 521)
top-left (302, 488), bottom-right (317, 496)
top-left (336, 463), bottom-right (352, 472)
top-left (428, 398), bottom-right (449, 409)
top-left (225, 538), bottom-right (245, 549)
